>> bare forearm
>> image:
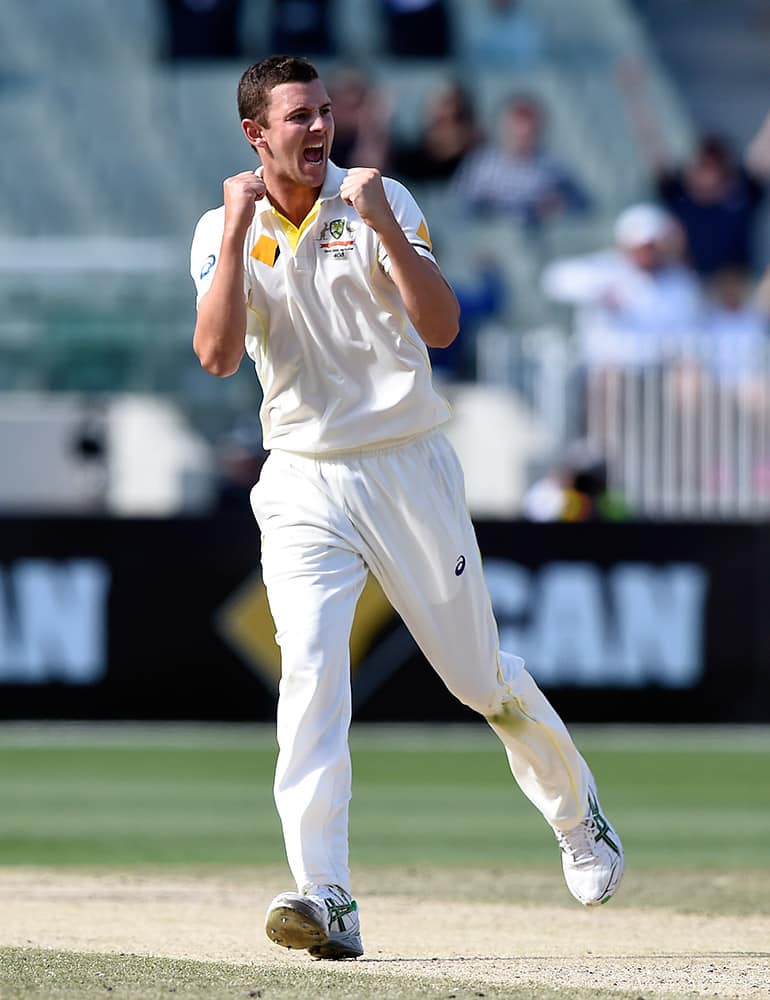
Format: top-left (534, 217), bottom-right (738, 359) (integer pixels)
top-left (378, 220), bottom-right (460, 347)
top-left (193, 234), bottom-right (247, 377)
top-left (194, 169), bottom-right (268, 377)
top-left (338, 167), bottom-right (459, 346)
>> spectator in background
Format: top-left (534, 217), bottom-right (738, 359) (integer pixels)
top-left (521, 439), bottom-right (628, 522)
top-left (701, 267), bottom-right (770, 397)
top-left (619, 62), bottom-right (770, 277)
top-left (380, 0), bottom-right (452, 59)
top-left (162, 0), bottom-right (241, 59)
top-left (328, 68), bottom-right (392, 171)
top-left (392, 81), bottom-right (481, 184)
top-left (452, 95), bottom-right (589, 227)
top-left (458, 0), bottom-right (543, 69)
top-left (656, 132), bottom-right (770, 278)
top-left (269, 0), bottom-right (335, 57)
top-left (541, 203), bottom-right (703, 369)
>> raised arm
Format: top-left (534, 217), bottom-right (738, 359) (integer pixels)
top-left (193, 171), bottom-right (266, 377)
top-left (615, 56), bottom-right (674, 177)
top-left (745, 109), bottom-right (770, 179)
top-left (339, 168), bottom-right (460, 348)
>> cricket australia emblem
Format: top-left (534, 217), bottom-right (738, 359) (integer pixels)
top-left (319, 217), bottom-right (357, 258)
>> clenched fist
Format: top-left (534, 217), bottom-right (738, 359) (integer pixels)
top-left (223, 171), bottom-right (267, 235)
top-left (339, 168), bottom-right (396, 233)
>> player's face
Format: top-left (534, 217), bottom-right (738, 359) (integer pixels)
top-left (254, 79), bottom-right (334, 189)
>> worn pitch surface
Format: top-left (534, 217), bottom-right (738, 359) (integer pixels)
top-left (1, 724), bottom-right (769, 998)
top-left (1, 866), bottom-right (769, 999)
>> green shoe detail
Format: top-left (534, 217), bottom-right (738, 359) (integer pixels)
top-left (588, 790), bottom-right (621, 855)
top-left (325, 897), bottom-right (358, 932)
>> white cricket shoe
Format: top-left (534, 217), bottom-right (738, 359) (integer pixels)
top-left (265, 883), bottom-right (363, 959)
top-left (555, 788), bottom-right (624, 906)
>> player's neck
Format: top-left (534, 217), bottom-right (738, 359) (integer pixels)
top-left (265, 178), bottom-right (321, 228)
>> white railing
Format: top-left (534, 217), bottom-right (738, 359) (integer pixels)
top-left (477, 326), bottom-right (770, 519)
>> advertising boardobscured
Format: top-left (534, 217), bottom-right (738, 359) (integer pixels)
top-left (0, 514), bottom-right (766, 722)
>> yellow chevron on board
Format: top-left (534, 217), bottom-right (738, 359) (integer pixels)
top-left (217, 572), bottom-right (395, 689)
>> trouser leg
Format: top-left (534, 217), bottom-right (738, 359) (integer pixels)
top-left (252, 458), bottom-right (367, 893)
top-left (350, 433), bottom-right (591, 829)
top-left (486, 655), bottom-right (591, 829)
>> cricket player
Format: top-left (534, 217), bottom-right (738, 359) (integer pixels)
top-left (191, 55), bottom-right (623, 961)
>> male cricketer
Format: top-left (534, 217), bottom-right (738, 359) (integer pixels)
top-left (191, 55), bottom-right (624, 960)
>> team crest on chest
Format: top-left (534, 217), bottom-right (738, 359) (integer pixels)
top-left (319, 217), bottom-right (357, 259)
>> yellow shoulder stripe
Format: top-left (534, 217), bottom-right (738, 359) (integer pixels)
top-left (416, 218), bottom-right (432, 250)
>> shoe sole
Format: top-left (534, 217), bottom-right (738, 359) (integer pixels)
top-left (309, 939), bottom-right (363, 961)
top-left (265, 900), bottom-right (328, 951)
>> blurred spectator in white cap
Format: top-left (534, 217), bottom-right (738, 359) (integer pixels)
top-left (541, 202), bottom-right (703, 369)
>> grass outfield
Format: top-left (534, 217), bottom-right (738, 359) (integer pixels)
top-left (1, 723), bottom-right (769, 869)
top-left (0, 723), bottom-right (769, 999)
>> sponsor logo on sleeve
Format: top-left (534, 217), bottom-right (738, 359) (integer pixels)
top-left (200, 254), bottom-right (216, 280)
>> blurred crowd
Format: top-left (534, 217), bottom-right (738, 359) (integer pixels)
top-left (159, 0), bottom-right (770, 519)
top-left (160, 0), bottom-right (537, 63)
top-left (318, 67), bottom-right (770, 410)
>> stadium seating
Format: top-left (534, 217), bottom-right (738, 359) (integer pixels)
top-left (0, 0), bottom-right (697, 504)
top-left (0, 0), bottom-right (691, 239)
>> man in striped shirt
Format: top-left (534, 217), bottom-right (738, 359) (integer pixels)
top-left (453, 94), bottom-right (589, 226)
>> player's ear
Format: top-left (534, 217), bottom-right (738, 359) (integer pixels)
top-left (242, 119), bottom-right (266, 149)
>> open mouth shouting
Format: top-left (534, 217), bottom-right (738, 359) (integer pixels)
top-left (304, 143), bottom-right (325, 165)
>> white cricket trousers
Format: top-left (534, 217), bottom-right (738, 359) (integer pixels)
top-left (251, 431), bottom-right (593, 893)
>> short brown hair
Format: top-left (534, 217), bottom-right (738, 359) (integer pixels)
top-left (237, 55), bottom-right (319, 125)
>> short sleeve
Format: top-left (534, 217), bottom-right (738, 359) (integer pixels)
top-left (190, 206), bottom-right (248, 307)
top-left (378, 178), bottom-right (438, 274)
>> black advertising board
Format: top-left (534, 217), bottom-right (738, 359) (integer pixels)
top-left (0, 514), bottom-right (767, 722)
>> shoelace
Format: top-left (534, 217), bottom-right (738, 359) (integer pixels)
top-left (303, 884), bottom-right (357, 931)
top-left (556, 816), bottom-right (598, 862)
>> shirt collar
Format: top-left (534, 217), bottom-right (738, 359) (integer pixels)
top-left (319, 160), bottom-right (347, 201)
top-left (254, 160), bottom-right (346, 218)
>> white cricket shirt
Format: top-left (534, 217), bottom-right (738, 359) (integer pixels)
top-left (190, 161), bottom-right (452, 455)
